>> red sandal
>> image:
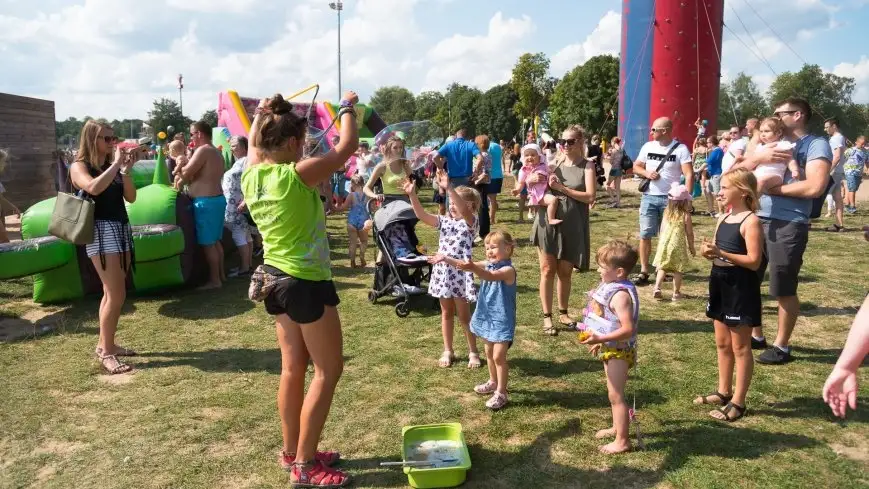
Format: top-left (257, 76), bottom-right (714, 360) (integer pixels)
top-left (290, 461), bottom-right (350, 488)
top-left (280, 450), bottom-right (341, 470)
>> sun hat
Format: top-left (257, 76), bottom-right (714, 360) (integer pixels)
top-left (668, 182), bottom-right (691, 201)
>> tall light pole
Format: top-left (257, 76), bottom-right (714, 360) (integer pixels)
top-left (177, 74), bottom-right (184, 116)
top-left (328, 2), bottom-right (343, 100)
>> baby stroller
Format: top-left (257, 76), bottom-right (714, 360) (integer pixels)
top-left (367, 199), bottom-right (434, 317)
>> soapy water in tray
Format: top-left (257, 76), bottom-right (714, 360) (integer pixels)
top-left (406, 440), bottom-right (463, 468)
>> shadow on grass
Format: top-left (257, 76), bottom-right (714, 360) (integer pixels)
top-left (639, 319), bottom-right (709, 335)
top-left (157, 295), bottom-right (255, 320)
top-left (511, 356), bottom-right (602, 378)
top-left (463, 420), bottom-right (663, 488)
top-left (651, 420), bottom-right (820, 472)
top-left (135, 348), bottom-right (353, 373)
top-left (751, 396), bottom-right (869, 423)
top-left (516, 387), bottom-right (665, 411)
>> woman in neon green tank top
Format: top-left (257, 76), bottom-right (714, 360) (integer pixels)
top-left (363, 135), bottom-right (413, 203)
top-left (241, 91), bottom-right (359, 487)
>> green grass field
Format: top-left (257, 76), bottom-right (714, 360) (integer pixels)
top-left (1, 185), bottom-right (867, 489)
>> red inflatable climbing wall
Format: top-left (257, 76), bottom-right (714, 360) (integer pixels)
top-left (649, 0), bottom-right (725, 144)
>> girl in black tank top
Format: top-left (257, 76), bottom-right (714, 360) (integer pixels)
top-left (697, 169), bottom-right (764, 423)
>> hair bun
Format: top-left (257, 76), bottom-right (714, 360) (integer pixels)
top-left (266, 94), bottom-right (293, 115)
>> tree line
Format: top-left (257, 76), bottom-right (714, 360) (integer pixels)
top-left (55, 99), bottom-right (218, 147)
top-left (54, 53), bottom-right (869, 147)
top-left (370, 53), bottom-right (620, 142)
top-left (718, 64), bottom-right (869, 139)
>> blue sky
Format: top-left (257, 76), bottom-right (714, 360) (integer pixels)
top-left (0, 0), bottom-right (866, 120)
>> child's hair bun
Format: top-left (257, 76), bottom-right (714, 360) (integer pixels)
top-left (266, 94), bottom-right (293, 116)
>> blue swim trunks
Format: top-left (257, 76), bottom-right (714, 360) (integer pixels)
top-left (193, 195), bottom-right (227, 246)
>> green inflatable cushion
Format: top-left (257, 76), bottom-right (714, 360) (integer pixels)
top-left (0, 236), bottom-right (75, 280)
top-left (132, 224), bottom-right (184, 262)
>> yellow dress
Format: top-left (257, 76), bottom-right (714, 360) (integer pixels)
top-left (653, 217), bottom-right (690, 273)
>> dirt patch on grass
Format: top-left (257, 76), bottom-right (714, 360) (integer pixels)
top-left (31, 464), bottom-right (58, 486)
top-left (218, 474), bottom-right (264, 489)
top-left (97, 372), bottom-right (135, 385)
top-left (32, 440), bottom-right (88, 456)
top-left (0, 308), bottom-right (63, 342)
top-left (208, 433), bottom-right (251, 459)
top-left (199, 407), bottom-right (229, 421)
top-left (830, 432), bottom-right (869, 463)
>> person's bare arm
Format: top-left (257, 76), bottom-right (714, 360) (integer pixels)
top-left (787, 159), bottom-right (801, 180)
top-left (768, 157), bottom-right (832, 199)
top-left (179, 147), bottom-right (207, 182)
top-left (0, 195), bottom-right (19, 216)
top-left (581, 290), bottom-right (634, 344)
top-left (685, 214), bottom-right (695, 256)
top-left (831, 146), bottom-right (844, 172)
top-left (70, 148), bottom-right (124, 195)
top-left (296, 92), bottom-right (360, 187)
top-left (121, 164), bottom-right (136, 203)
top-left (681, 160), bottom-right (694, 190)
top-left (457, 260), bottom-right (516, 284)
top-left (633, 159), bottom-right (657, 180)
top-left (364, 164), bottom-right (386, 200)
top-left (735, 146), bottom-right (791, 173)
top-left (549, 166), bottom-right (596, 204)
top-left (403, 179), bottom-right (439, 228)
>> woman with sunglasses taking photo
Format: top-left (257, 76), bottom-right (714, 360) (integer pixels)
top-left (530, 125), bottom-right (597, 335)
top-left (69, 121), bottom-right (138, 374)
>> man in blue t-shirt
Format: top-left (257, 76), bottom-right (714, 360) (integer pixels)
top-left (704, 135), bottom-right (724, 216)
top-left (435, 128), bottom-right (489, 238)
top-left (740, 97), bottom-right (832, 365)
top-left (487, 140), bottom-right (503, 224)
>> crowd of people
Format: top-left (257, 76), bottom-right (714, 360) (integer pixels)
top-left (4, 91), bottom-right (868, 487)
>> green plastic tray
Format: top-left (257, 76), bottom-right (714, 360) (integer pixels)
top-left (402, 422), bottom-right (471, 489)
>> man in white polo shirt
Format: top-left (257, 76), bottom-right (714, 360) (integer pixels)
top-left (631, 117), bottom-right (694, 285)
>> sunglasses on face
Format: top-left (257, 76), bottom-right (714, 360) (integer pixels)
top-left (557, 138), bottom-right (578, 146)
top-left (100, 135), bottom-right (117, 143)
top-left (774, 110), bottom-right (798, 118)
top-left (650, 128), bottom-right (668, 133)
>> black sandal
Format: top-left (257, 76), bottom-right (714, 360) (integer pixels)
top-left (542, 313), bottom-right (558, 336)
top-left (693, 391), bottom-right (732, 406)
top-left (712, 402), bottom-right (746, 422)
top-left (558, 309), bottom-right (574, 325)
top-left (630, 272), bottom-right (650, 286)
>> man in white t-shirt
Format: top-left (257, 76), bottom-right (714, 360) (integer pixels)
top-left (824, 118), bottom-right (846, 232)
top-left (631, 117), bottom-right (694, 284)
top-left (721, 125), bottom-right (747, 173)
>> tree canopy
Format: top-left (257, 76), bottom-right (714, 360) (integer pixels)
top-left (549, 55), bottom-right (619, 139)
top-left (370, 86), bottom-right (417, 126)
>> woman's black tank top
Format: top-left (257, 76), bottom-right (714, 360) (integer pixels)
top-left (86, 163), bottom-right (129, 222)
top-left (714, 212), bottom-right (750, 255)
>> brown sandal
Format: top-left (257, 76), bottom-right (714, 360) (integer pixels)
top-left (542, 313), bottom-right (558, 336)
top-left (99, 354), bottom-right (132, 375)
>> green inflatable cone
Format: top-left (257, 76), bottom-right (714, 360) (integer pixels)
top-left (153, 146), bottom-right (170, 186)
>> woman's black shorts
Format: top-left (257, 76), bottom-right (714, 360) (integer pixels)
top-left (706, 265), bottom-right (762, 327)
top-left (263, 264), bottom-right (340, 324)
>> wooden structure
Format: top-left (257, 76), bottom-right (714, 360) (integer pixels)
top-left (0, 93), bottom-right (57, 209)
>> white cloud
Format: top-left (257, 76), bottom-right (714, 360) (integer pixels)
top-left (421, 12), bottom-right (535, 92)
top-left (551, 10), bottom-right (620, 76)
top-left (833, 56), bottom-right (869, 102)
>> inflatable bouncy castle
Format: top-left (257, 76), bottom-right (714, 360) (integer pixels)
top-left (0, 154), bottom-right (206, 303)
top-left (216, 86), bottom-right (386, 153)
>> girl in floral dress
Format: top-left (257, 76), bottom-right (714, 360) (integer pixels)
top-left (652, 183), bottom-right (696, 301)
top-left (403, 170), bottom-right (483, 369)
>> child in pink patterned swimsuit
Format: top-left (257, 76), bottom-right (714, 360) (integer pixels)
top-left (511, 144), bottom-right (563, 224)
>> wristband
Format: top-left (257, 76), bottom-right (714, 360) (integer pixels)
top-left (119, 168), bottom-right (128, 176)
top-left (338, 107), bottom-right (356, 118)
top-left (339, 99), bottom-right (353, 109)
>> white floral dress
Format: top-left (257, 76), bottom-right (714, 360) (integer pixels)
top-left (429, 215), bottom-right (477, 301)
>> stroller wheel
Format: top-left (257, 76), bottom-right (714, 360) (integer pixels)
top-left (395, 302), bottom-right (410, 318)
top-left (368, 291), bottom-right (378, 304)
